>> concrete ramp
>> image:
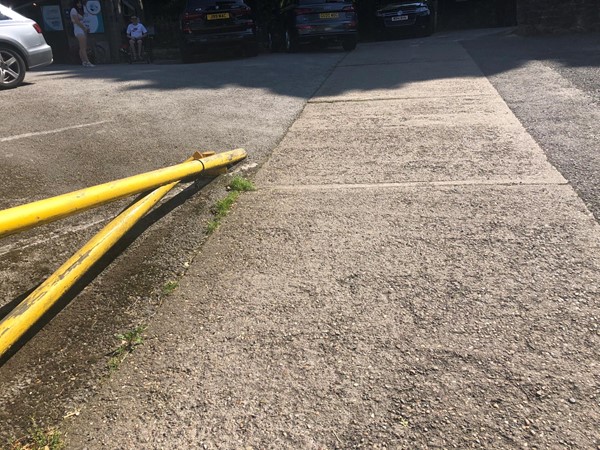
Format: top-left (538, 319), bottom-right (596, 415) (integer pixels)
top-left (66, 36), bottom-right (600, 449)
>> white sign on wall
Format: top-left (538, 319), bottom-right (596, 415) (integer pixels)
top-left (42, 5), bottom-right (64, 31)
top-left (83, 0), bottom-right (105, 33)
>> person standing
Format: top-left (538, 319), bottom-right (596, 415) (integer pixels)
top-left (70, 0), bottom-right (94, 67)
top-left (126, 16), bottom-right (148, 61)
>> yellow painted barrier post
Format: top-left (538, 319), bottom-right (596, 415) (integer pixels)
top-left (0, 150), bottom-right (246, 360)
top-left (0, 149), bottom-right (246, 239)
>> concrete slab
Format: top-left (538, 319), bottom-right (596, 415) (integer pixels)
top-left (259, 93), bottom-right (565, 186)
top-left (66, 184), bottom-right (600, 448)
top-left (291, 96), bottom-right (520, 132)
top-left (312, 59), bottom-right (498, 102)
top-left (256, 123), bottom-right (566, 186)
top-left (62, 31), bottom-right (600, 450)
top-left (338, 40), bottom-right (472, 66)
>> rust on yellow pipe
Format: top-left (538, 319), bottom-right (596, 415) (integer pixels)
top-left (0, 148), bottom-right (246, 239)
top-left (0, 150), bottom-right (246, 359)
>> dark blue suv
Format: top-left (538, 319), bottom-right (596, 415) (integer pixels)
top-left (268, 0), bottom-right (358, 53)
top-left (375, 0), bottom-right (435, 37)
top-left (180, 0), bottom-right (258, 62)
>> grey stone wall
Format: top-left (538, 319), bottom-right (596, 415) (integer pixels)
top-left (517, 0), bottom-right (600, 33)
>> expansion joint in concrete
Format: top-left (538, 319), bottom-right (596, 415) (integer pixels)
top-left (265, 179), bottom-right (569, 192)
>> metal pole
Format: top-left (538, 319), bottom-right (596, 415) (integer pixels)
top-left (0, 150), bottom-right (246, 359)
top-left (0, 149), bottom-right (246, 239)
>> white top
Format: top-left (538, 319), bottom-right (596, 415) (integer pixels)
top-left (70, 7), bottom-right (84, 32)
top-left (127, 23), bottom-right (147, 39)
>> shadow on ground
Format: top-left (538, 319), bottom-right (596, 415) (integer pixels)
top-left (31, 30), bottom-right (600, 98)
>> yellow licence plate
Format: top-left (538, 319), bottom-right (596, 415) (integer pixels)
top-left (207, 13), bottom-right (230, 20)
top-left (319, 13), bottom-right (339, 19)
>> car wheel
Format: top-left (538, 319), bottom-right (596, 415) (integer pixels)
top-left (285, 29), bottom-right (298, 53)
top-left (342, 38), bottom-right (357, 51)
top-left (0, 47), bottom-right (26, 90)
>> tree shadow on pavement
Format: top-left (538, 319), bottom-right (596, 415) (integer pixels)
top-left (32, 29), bottom-right (600, 99)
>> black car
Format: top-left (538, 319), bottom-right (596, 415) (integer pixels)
top-left (375, 0), bottom-right (435, 37)
top-left (268, 0), bottom-right (358, 53)
top-left (180, 0), bottom-right (258, 62)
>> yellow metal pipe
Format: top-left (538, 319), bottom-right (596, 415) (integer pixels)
top-left (0, 149), bottom-right (246, 239)
top-left (0, 151), bottom-right (245, 359)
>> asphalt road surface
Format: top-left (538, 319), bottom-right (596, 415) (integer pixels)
top-left (462, 31), bottom-right (600, 220)
top-left (0, 50), bottom-right (344, 442)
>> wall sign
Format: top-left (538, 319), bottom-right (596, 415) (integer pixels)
top-left (83, 0), bottom-right (105, 34)
top-left (42, 5), bottom-right (64, 31)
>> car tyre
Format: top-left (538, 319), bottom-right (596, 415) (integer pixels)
top-left (285, 29), bottom-right (298, 53)
top-left (0, 47), bottom-right (26, 90)
top-left (342, 38), bottom-right (357, 51)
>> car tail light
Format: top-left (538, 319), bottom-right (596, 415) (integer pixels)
top-left (295, 8), bottom-right (313, 15)
top-left (182, 12), bottom-right (204, 32)
top-left (33, 23), bottom-right (43, 33)
top-left (343, 5), bottom-right (355, 12)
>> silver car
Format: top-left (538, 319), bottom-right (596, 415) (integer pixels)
top-left (0, 3), bottom-right (53, 89)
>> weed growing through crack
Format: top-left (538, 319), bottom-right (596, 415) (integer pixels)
top-left (7, 418), bottom-right (64, 450)
top-left (107, 325), bottom-right (146, 372)
top-left (162, 280), bottom-right (179, 295)
top-left (228, 176), bottom-right (255, 193)
top-left (206, 176), bottom-right (255, 235)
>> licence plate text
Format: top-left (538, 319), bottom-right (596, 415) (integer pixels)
top-left (207, 13), bottom-right (230, 20)
top-left (319, 13), bottom-right (339, 19)
top-left (391, 15), bottom-right (409, 21)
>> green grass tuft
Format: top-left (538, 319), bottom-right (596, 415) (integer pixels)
top-left (206, 191), bottom-right (240, 235)
top-left (205, 177), bottom-right (255, 235)
top-left (107, 325), bottom-right (146, 371)
top-left (228, 176), bottom-right (255, 193)
top-left (162, 280), bottom-right (179, 295)
top-left (7, 418), bottom-right (65, 450)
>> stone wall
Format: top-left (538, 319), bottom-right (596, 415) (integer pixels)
top-left (517, 0), bottom-right (600, 33)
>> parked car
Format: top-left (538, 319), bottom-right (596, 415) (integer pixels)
top-left (375, 0), bottom-right (435, 37)
top-left (268, 0), bottom-right (358, 53)
top-left (0, 4), bottom-right (53, 89)
top-left (179, 0), bottom-right (258, 62)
